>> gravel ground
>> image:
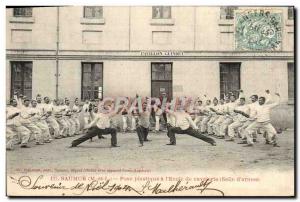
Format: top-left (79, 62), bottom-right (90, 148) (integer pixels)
top-left (7, 129), bottom-right (294, 174)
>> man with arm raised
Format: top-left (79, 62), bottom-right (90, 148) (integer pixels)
top-left (244, 92), bottom-right (281, 147)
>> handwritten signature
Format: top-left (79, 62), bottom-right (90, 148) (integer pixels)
top-left (9, 175), bottom-right (224, 196)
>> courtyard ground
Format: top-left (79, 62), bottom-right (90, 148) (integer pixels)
top-left (7, 129), bottom-right (294, 174)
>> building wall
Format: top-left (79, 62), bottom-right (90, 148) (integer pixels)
top-left (58, 60), bottom-right (82, 100)
top-left (103, 61), bottom-right (151, 97)
top-left (241, 60), bottom-right (290, 101)
top-left (59, 6), bottom-right (130, 50)
top-left (195, 7), bottom-right (221, 51)
top-left (7, 6), bottom-right (293, 51)
top-left (6, 7), bottom-right (57, 50)
top-left (172, 61), bottom-right (220, 98)
top-left (6, 6), bottom-right (294, 103)
top-left (130, 6), bottom-right (195, 50)
top-left (6, 59), bottom-right (290, 102)
top-left (32, 60), bottom-right (57, 99)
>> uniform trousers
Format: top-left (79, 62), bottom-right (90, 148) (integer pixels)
top-left (167, 127), bottom-right (216, 145)
top-left (71, 126), bottom-right (117, 147)
top-left (136, 125), bottom-right (149, 144)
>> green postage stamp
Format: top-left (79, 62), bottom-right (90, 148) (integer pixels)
top-left (235, 9), bottom-right (282, 51)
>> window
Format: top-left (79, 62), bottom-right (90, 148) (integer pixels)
top-left (152, 6), bottom-right (171, 19)
top-left (288, 62), bottom-right (294, 102)
top-left (81, 63), bottom-right (103, 100)
top-left (11, 61), bottom-right (32, 99)
top-left (220, 63), bottom-right (241, 99)
top-left (13, 7), bottom-right (32, 17)
top-left (288, 7), bottom-right (294, 20)
top-left (151, 63), bottom-right (172, 99)
top-left (220, 6), bottom-right (237, 20)
top-left (83, 6), bottom-right (103, 19)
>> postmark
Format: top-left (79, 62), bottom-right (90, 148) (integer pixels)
top-left (235, 9), bottom-right (282, 51)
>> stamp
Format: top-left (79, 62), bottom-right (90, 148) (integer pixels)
top-left (235, 9), bottom-right (282, 51)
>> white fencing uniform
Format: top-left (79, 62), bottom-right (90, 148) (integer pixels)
top-left (36, 103), bottom-right (53, 141)
top-left (227, 104), bottom-right (250, 139)
top-left (82, 103), bottom-right (91, 128)
top-left (238, 102), bottom-right (259, 139)
top-left (53, 105), bottom-right (69, 137)
top-left (166, 112), bottom-right (176, 128)
top-left (219, 102), bottom-right (237, 137)
top-left (29, 106), bottom-right (52, 142)
top-left (200, 104), bottom-right (212, 133)
top-left (63, 104), bottom-right (76, 136)
top-left (43, 103), bottom-right (61, 138)
top-left (19, 106), bottom-right (43, 144)
top-left (245, 100), bottom-right (279, 145)
top-left (72, 104), bottom-right (81, 134)
top-left (212, 104), bottom-right (226, 136)
top-left (6, 106), bottom-right (31, 148)
top-left (193, 105), bottom-right (204, 128)
top-left (207, 104), bottom-right (220, 135)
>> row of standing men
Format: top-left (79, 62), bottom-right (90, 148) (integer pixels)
top-left (6, 91), bottom-right (281, 150)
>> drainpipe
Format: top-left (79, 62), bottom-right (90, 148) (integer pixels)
top-left (55, 7), bottom-right (60, 99)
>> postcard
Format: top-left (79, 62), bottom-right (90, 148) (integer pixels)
top-left (6, 6), bottom-right (295, 197)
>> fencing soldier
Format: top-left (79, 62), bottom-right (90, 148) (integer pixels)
top-left (63, 99), bottom-right (76, 136)
top-left (244, 93), bottom-right (281, 147)
top-left (52, 99), bottom-right (69, 138)
top-left (82, 100), bottom-right (91, 129)
top-left (166, 108), bottom-right (216, 146)
top-left (72, 99), bottom-right (82, 135)
top-left (226, 97), bottom-right (250, 142)
top-left (219, 94), bottom-right (237, 138)
top-left (30, 100), bottom-right (52, 143)
top-left (237, 95), bottom-right (259, 144)
top-left (206, 98), bottom-right (221, 135)
top-left (70, 104), bottom-right (121, 148)
top-left (89, 104), bottom-right (106, 141)
top-left (19, 99), bottom-right (44, 145)
top-left (212, 95), bottom-right (230, 138)
top-left (43, 97), bottom-right (61, 139)
top-left (135, 102), bottom-right (151, 147)
top-left (207, 98), bottom-right (225, 136)
top-left (200, 99), bottom-right (212, 133)
top-left (166, 102), bottom-right (176, 137)
top-left (193, 100), bottom-right (204, 129)
top-left (6, 99), bottom-right (31, 149)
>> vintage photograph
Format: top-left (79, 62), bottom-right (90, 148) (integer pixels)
top-left (5, 6), bottom-right (295, 196)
